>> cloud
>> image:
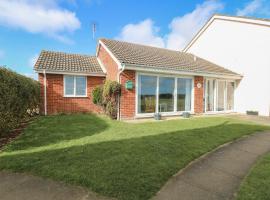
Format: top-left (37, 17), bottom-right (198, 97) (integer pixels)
top-left (237, 0), bottom-right (262, 16)
top-left (166, 0), bottom-right (224, 50)
top-left (236, 0), bottom-right (270, 16)
top-left (116, 0), bottom-right (223, 50)
top-left (0, 0), bottom-right (81, 43)
top-left (116, 19), bottom-right (165, 48)
top-left (29, 54), bottom-right (39, 68)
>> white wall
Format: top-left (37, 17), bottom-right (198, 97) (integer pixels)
top-left (186, 19), bottom-right (270, 116)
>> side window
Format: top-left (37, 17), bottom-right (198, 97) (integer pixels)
top-left (64, 75), bottom-right (87, 97)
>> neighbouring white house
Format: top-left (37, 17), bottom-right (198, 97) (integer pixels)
top-left (184, 14), bottom-right (270, 116)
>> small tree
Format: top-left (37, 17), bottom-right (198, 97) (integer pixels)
top-left (92, 80), bottom-right (121, 119)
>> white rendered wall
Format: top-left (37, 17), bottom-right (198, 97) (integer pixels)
top-left (186, 19), bottom-right (270, 116)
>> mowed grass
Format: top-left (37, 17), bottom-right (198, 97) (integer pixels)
top-left (0, 114), bottom-right (269, 200)
top-left (237, 153), bottom-right (270, 200)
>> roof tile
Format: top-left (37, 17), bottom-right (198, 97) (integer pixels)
top-left (100, 38), bottom-right (240, 77)
top-left (34, 50), bottom-right (104, 74)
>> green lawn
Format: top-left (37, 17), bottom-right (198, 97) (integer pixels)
top-left (0, 114), bottom-right (269, 200)
top-left (237, 153), bottom-right (270, 200)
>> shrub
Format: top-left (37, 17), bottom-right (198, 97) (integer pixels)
top-left (92, 80), bottom-right (121, 119)
top-left (0, 67), bottom-right (40, 137)
top-left (92, 85), bottom-right (103, 105)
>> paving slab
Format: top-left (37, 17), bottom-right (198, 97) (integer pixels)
top-left (0, 171), bottom-right (113, 200)
top-left (154, 132), bottom-right (270, 200)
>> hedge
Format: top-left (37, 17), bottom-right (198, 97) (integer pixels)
top-left (0, 67), bottom-right (40, 136)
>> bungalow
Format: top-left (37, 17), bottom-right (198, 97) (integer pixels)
top-left (34, 38), bottom-right (242, 120)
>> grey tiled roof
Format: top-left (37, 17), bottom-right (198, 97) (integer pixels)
top-left (34, 50), bottom-right (104, 74)
top-left (100, 38), bottom-right (241, 77)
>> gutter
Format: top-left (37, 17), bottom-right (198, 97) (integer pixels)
top-left (43, 70), bottom-right (47, 116)
top-left (117, 64), bottom-right (125, 120)
top-left (124, 64), bottom-right (243, 80)
top-left (35, 69), bottom-right (106, 77)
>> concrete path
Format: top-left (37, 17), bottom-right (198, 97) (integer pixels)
top-left (0, 171), bottom-right (112, 200)
top-left (154, 132), bottom-right (270, 200)
top-left (229, 114), bottom-right (270, 126)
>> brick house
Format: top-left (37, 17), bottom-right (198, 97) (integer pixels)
top-left (34, 38), bottom-right (242, 120)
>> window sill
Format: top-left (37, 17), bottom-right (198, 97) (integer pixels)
top-left (64, 95), bottom-right (88, 98)
top-left (135, 111), bottom-right (194, 118)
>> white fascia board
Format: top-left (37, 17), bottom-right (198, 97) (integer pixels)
top-left (35, 69), bottom-right (106, 77)
top-left (124, 65), bottom-right (243, 80)
top-left (97, 57), bottom-right (107, 74)
top-left (98, 40), bottom-right (123, 69)
top-left (183, 14), bottom-right (270, 52)
top-left (215, 14), bottom-right (270, 27)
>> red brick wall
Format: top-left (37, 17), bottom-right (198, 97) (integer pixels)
top-left (38, 73), bottom-right (45, 114)
top-left (194, 76), bottom-right (204, 114)
top-left (97, 45), bottom-right (119, 81)
top-left (39, 73), bottom-right (104, 115)
top-left (120, 70), bottom-right (136, 119)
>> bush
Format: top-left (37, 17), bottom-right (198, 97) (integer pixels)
top-left (0, 67), bottom-right (40, 136)
top-left (92, 80), bottom-right (121, 119)
top-left (92, 85), bottom-right (103, 105)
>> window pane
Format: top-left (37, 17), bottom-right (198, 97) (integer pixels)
top-left (177, 78), bottom-right (192, 111)
top-left (75, 76), bottom-right (86, 96)
top-left (138, 75), bottom-right (157, 113)
top-left (227, 82), bottom-right (234, 110)
top-left (159, 77), bottom-right (175, 112)
top-left (217, 81), bottom-right (225, 111)
top-left (65, 76), bottom-right (74, 95)
top-left (206, 80), bottom-right (215, 112)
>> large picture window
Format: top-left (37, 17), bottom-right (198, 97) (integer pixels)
top-left (64, 75), bottom-right (87, 97)
top-left (137, 74), bottom-right (193, 114)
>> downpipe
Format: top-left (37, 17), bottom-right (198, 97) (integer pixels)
top-left (117, 64), bottom-right (125, 120)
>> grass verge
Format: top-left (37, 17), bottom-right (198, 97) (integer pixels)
top-left (237, 152), bottom-right (270, 200)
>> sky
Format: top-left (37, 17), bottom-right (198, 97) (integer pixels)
top-left (0, 0), bottom-right (270, 79)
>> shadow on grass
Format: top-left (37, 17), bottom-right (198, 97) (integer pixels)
top-left (0, 122), bottom-right (268, 200)
top-left (2, 114), bottom-right (109, 152)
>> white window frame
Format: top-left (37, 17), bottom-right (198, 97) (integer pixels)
top-left (204, 78), bottom-right (236, 113)
top-left (63, 75), bottom-right (87, 97)
top-left (135, 72), bottom-right (194, 117)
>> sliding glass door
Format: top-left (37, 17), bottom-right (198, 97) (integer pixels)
top-left (216, 80), bottom-right (226, 111)
top-left (227, 82), bottom-right (234, 110)
top-left (138, 75), bottom-right (157, 113)
top-left (205, 79), bottom-right (215, 112)
top-left (177, 78), bottom-right (192, 111)
top-left (204, 79), bottom-right (235, 112)
top-left (159, 77), bottom-right (175, 112)
top-left (137, 74), bottom-right (193, 115)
